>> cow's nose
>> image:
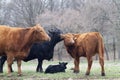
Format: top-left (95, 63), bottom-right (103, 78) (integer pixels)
top-left (71, 39), bottom-right (75, 44)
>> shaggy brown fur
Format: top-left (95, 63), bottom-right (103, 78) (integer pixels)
top-left (61, 32), bottom-right (105, 76)
top-left (0, 24), bottom-right (50, 76)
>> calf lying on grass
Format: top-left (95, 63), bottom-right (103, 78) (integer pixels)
top-left (45, 62), bottom-right (68, 73)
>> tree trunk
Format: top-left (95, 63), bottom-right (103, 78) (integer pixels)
top-left (113, 37), bottom-right (116, 61)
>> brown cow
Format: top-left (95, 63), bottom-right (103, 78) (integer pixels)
top-left (61, 32), bottom-right (105, 76)
top-left (0, 24), bottom-right (50, 76)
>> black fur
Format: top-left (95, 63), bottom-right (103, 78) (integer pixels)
top-left (45, 62), bottom-right (68, 73)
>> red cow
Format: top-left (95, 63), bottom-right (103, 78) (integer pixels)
top-left (0, 24), bottom-right (50, 76)
top-left (61, 32), bottom-right (105, 76)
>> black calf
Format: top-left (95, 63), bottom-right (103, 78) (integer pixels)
top-left (45, 62), bottom-right (68, 73)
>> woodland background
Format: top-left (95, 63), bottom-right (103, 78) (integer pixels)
top-left (0, 0), bottom-right (120, 61)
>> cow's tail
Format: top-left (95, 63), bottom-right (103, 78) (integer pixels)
top-left (96, 32), bottom-right (105, 76)
top-left (96, 33), bottom-right (104, 59)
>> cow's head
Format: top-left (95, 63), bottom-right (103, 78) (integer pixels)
top-left (61, 33), bottom-right (75, 46)
top-left (48, 27), bottom-right (63, 42)
top-left (32, 24), bottom-right (51, 42)
top-left (59, 62), bottom-right (68, 69)
top-left (61, 33), bottom-right (80, 46)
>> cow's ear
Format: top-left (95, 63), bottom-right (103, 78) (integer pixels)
top-left (65, 62), bottom-right (68, 65)
top-left (59, 62), bottom-right (61, 64)
top-left (60, 34), bottom-right (65, 39)
top-left (73, 34), bottom-right (79, 40)
top-left (66, 63), bottom-right (68, 65)
top-left (32, 27), bottom-right (38, 33)
top-left (33, 24), bottom-right (43, 33)
top-left (32, 28), bottom-right (39, 35)
top-left (34, 24), bottom-right (43, 29)
top-left (35, 24), bottom-right (41, 27)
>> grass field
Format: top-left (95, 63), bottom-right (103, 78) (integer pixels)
top-left (0, 60), bottom-right (120, 80)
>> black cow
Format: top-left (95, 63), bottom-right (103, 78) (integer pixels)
top-left (45, 62), bottom-right (68, 73)
top-left (0, 27), bottom-right (63, 73)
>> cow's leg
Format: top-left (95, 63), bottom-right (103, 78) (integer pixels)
top-left (7, 55), bottom-right (14, 76)
top-left (73, 57), bottom-right (79, 73)
top-left (0, 56), bottom-right (14, 73)
top-left (36, 59), bottom-right (43, 72)
top-left (86, 56), bottom-right (93, 75)
top-left (10, 65), bottom-right (14, 72)
top-left (99, 55), bottom-right (105, 76)
top-left (0, 56), bottom-right (7, 73)
top-left (98, 39), bottom-right (105, 76)
top-left (17, 59), bottom-right (22, 76)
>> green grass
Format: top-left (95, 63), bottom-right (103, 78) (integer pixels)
top-left (0, 60), bottom-right (120, 80)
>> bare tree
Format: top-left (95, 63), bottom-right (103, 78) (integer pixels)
top-left (0, 0), bottom-right (8, 25)
top-left (5, 0), bottom-right (46, 27)
top-left (112, 0), bottom-right (120, 59)
top-left (1, 0), bottom-right (120, 60)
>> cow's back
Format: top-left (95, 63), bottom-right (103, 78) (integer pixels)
top-left (0, 26), bottom-right (10, 54)
top-left (0, 26), bottom-right (10, 41)
top-left (0, 26), bottom-right (24, 52)
top-left (76, 32), bottom-right (103, 56)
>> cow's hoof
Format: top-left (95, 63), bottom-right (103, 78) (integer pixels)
top-left (11, 70), bottom-right (14, 73)
top-left (73, 70), bottom-right (79, 73)
top-left (70, 68), bottom-right (74, 70)
top-left (85, 72), bottom-right (90, 76)
top-left (40, 71), bottom-right (43, 73)
top-left (0, 71), bottom-right (3, 73)
top-left (7, 74), bottom-right (12, 77)
top-left (18, 74), bottom-right (22, 76)
top-left (101, 72), bottom-right (105, 76)
top-left (39, 69), bottom-right (43, 73)
top-left (36, 70), bottom-right (43, 73)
